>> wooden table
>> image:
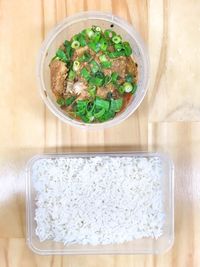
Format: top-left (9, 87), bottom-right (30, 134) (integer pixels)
top-left (0, 0), bottom-right (200, 266)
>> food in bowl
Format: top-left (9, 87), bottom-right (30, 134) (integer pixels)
top-left (50, 25), bottom-right (138, 123)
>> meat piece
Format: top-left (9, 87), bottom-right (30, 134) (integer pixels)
top-left (103, 68), bottom-right (112, 76)
top-left (126, 57), bottom-right (138, 78)
top-left (73, 46), bottom-right (88, 59)
top-left (65, 81), bottom-right (87, 96)
top-left (73, 81), bottom-right (87, 95)
top-left (76, 88), bottom-right (90, 100)
top-left (50, 60), bottom-right (68, 96)
top-left (111, 56), bottom-right (127, 78)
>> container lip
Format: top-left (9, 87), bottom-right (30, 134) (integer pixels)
top-left (26, 151), bottom-right (174, 255)
top-left (36, 11), bottom-right (150, 130)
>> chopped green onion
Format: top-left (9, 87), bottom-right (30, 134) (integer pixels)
top-left (112, 35), bottom-right (122, 44)
top-left (132, 83), bottom-right (137, 94)
top-left (88, 42), bottom-right (101, 52)
top-left (81, 67), bottom-right (90, 80)
top-left (99, 38), bottom-right (108, 51)
top-left (68, 70), bottom-right (76, 81)
top-left (95, 26), bottom-right (101, 32)
top-left (99, 54), bottom-right (107, 62)
top-left (118, 85), bottom-right (125, 94)
top-left (98, 110), bottom-right (115, 122)
top-left (75, 100), bottom-right (88, 115)
top-left (108, 50), bottom-right (125, 58)
top-left (123, 82), bottom-right (133, 93)
top-left (125, 73), bottom-right (133, 83)
top-left (104, 30), bottom-right (116, 39)
top-left (110, 98), bottom-right (123, 112)
top-left (64, 40), bottom-right (74, 58)
top-left (89, 76), bottom-right (104, 86)
top-left (90, 60), bottom-right (100, 74)
top-left (86, 28), bottom-right (94, 38)
top-left (79, 52), bottom-right (92, 62)
top-left (101, 61), bottom-right (112, 68)
top-left (94, 108), bottom-right (105, 119)
top-left (55, 49), bottom-right (68, 63)
top-left (111, 72), bottom-right (119, 82)
top-left (71, 40), bottom-right (80, 49)
top-left (95, 97), bottom-right (110, 111)
top-left (57, 98), bottom-right (65, 106)
top-left (114, 43), bottom-right (123, 51)
top-left (88, 85), bottom-right (97, 98)
top-left (65, 96), bottom-right (76, 106)
top-left (73, 60), bottom-right (80, 71)
top-left (123, 42), bottom-right (132, 56)
top-left (91, 32), bottom-right (101, 42)
top-left (104, 75), bottom-right (112, 85)
top-left (78, 34), bottom-right (87, 47)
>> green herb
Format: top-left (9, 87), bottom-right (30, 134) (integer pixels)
top-left (88, 42), bottom-right (101, 52)
top-left (98, 110), bottom-right (115, 122)
top-left (64, 40), bottom-right (74, 58)
top-left (79, 52), bottom-right (92, 62)
top-left (104, 75), bottom-right (112, 85)
top-left (123, 42), bottom-right (132, 56)
top-left (86, 28), bottom-right (94, 38)
top-left (56, 49), bottom-right (68, 63)
top-left (123, 82), bottom-right (133, 93)
top-left (88, 85), bottom-right (97, 97)
top-left (57, 98), bottom-right (65, 106)
top-left (110, 98), bottom-right (123, 112)
top-left (104, 30), bottom-right (116, 39)
top-left (108, 50), bottom-right (125, 58)
top-left (112, 35), bottom-right (122, 44)
top-left (99, 54), bottom-right (107, 62)
top-left (65, 96), bottom-right (76, 106)
top-left (111, 72), bottom-right (119, 82)
top-left (95, 97), bottom-right (110, 111)
top-left (95, 26), bottom-right (101, 32)
top-left (68, 70), bottom-right (76, 81)
top-left (81, 67), bottom-right (90, 80)
top-left (71, 40), bottom-right (80, 49)
top-left (99, 38), bottom-right (108, 51)
top-left (125, 73), bottom-right (133, 83)
top-left (73, 60), bottom-right (80, 71)
top-left (78, 34), bottom-right (87, 47)
top-left (75, 100), bottom-right (88, 115)
top-left (114, 43), bottom-right (123, 51)
top-left (89, 76), bottom-right (104, 86)
top-left (90, 60), bottom-right (100, 74)
top-left (101, 61), bottom-right (112, 68)
top-left (131, 83), bottom-right (137, 94)
top-left (94, 108), bottom-right (105, 119)
top-left (91, 32), bottom-right (101, 42)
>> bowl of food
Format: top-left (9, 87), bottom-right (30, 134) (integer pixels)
top-left (37, 11), bottom-right (149, 129)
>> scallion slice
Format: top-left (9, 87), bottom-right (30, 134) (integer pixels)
top-left (112, 35), bottom-right (122, 44)
top-left (71, 40), bottom-right (80, 49)
top-left (73, 60), bottom-right (80, 71)
top-left (81, 67), bottom-right (90, 80)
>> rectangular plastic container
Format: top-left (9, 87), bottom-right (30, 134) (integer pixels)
top-left (26, 152), bottom-right (174, 255)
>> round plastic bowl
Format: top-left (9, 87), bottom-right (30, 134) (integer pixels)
top-left (37, 11), bottom-right (149, 129)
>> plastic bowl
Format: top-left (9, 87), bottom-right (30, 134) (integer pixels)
top-left (37, 11), bottom-right (149, 129)
top-left (26, 152), bottom-right (174, 255)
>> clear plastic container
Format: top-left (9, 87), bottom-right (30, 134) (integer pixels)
top-left (26, 152), bottom-right (174, 255)
top-left (36, 11), bottom-right (149, 129)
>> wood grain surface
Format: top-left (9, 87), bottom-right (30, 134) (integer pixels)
top-left (0, 0), bottom-right (200, 266)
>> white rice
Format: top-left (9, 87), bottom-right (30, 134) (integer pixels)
top-left (32, 156), bottom-right (165, 245)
